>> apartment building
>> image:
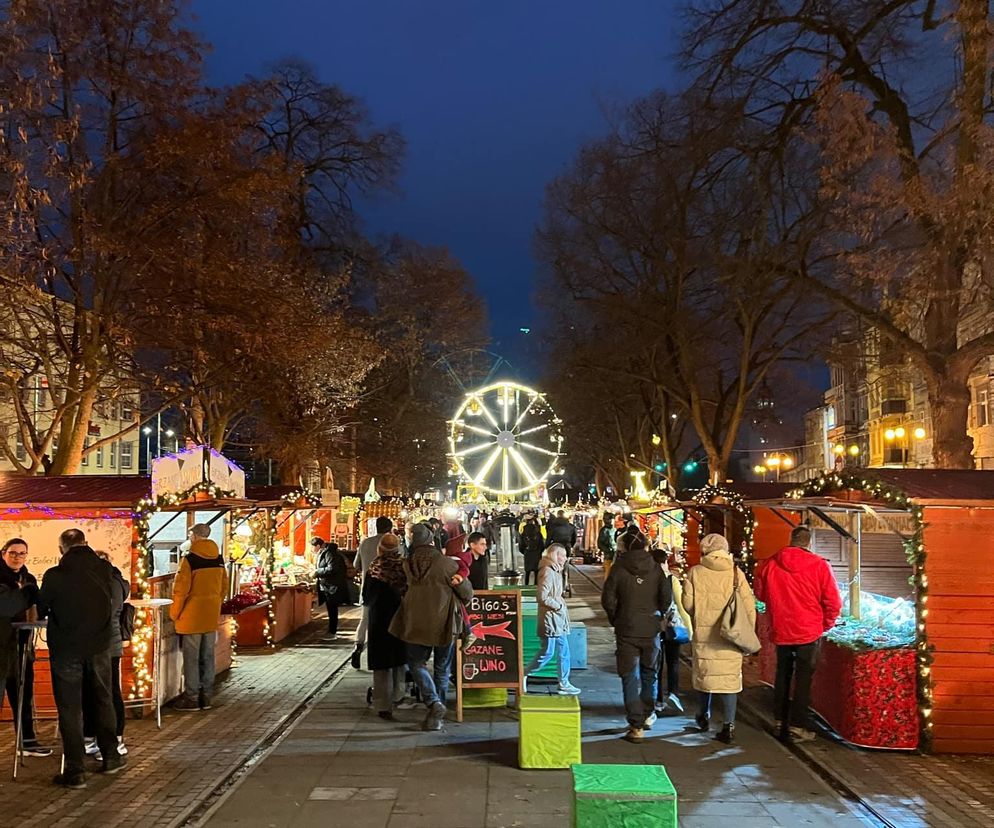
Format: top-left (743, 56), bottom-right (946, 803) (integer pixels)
top-left (785, 328), bottom-right (994, 480)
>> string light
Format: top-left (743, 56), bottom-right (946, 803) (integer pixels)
top-left (788, 473), bottom-right (933, 748)
top-left (691, 484), bottom-right (757, 582)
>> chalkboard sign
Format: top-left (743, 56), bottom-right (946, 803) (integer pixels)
top-left (456, 590), bottom-right (522, 720)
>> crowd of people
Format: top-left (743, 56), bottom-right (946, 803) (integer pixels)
top-left (0, 505), bottom-right (843, 789)
top-left (599, 517), bottom-right (842, 745)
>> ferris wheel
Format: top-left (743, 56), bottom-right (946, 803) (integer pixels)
top-left (449, 381), bottom-right (564, 497)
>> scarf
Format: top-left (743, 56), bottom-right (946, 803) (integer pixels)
top-left (368, 550), bottom-right (408, 596)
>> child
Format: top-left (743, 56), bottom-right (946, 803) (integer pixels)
top-left (446, 542), bottom-right (477, 653)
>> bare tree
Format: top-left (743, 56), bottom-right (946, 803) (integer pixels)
top-left (687, 0), bottom-right (994, 468)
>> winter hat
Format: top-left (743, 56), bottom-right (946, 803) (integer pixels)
top-left (700, 533), bottom-right (730, 557)
top-left (411, 523), bottom-right (434, 547)
top-left (377, 533), bottom-right (400, 555)
top-left (620, 525), bottom-right (647, 551)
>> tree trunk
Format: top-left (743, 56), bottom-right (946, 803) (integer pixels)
top-left (280, 463), bottom-right (302, 486)
top-left (49, 387), bottom-right (97, 475)
top-left (925, 367), bottom-right (975, 469)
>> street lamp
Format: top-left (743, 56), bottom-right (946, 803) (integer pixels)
top-left (164, 428), bottom-right (178, 453)
top-left (142, 426), bottom-right (152, 474)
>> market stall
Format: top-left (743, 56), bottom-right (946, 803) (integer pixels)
top-left (0, 448), bottom-right (248, 719)
top-left (754, 469), bottom-right (994, 754)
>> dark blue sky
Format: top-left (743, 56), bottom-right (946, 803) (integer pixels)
top-left (192, 1), bottom-right (683, 367)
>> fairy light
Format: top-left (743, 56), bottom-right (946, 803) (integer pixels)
top-left (788, 473), bottom-right (933, 748)
top-left (692, 484), bottom-right (757, 582)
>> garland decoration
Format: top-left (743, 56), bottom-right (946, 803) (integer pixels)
top-left (691, 484), bottom-right (756, 581)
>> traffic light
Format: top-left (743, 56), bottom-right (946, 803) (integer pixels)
top-left (653, 462), bottom-right (666, 473)
top-left (683, 460), bottom-right (698, 473)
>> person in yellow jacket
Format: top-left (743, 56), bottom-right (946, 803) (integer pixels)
top-left (169, 524), bottom-right (229, 711)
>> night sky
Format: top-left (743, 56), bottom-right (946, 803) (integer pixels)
top-left (192, 1), bottom-right (682, 373)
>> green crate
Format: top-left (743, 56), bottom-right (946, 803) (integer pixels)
top-left (518, 693), bottom-right (581, 769)
top-left (571, 764), bottom-right (677, 828)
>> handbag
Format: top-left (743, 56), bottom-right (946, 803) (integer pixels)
top-left (719, 567), bottom-right (760, 655)
top-left (663, 601), bottom-right (690, 645)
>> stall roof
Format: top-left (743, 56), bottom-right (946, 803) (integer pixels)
top-left (244, 484), bottom-right (308, 507)
top-left (849, 468), bottom-right (994, 504)
top-left (0, 474), bottom-right (149, 508)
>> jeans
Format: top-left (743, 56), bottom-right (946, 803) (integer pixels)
top-left (84, 656), bottom-right (125, 738)
top-left (182, 632), bottom-right (217, 699)
top-left (774, 641), bottom-right (821, 729)
top-left (4, 645), bottom-right (36, 741)
top-left (372, 665), bottom-right (407, 713)
top-left (523, 634), bottom-right (571, 686)
top-left (698, 691), bottom-right (738, 725)
top-left (616, 636), bottom-right (660, 728)
top-left (51, 649), bottom-right (117, 775)
top-left (657, 638), bottom-right (681, 700)
top-left (406, 641), bottom-right (455, 708)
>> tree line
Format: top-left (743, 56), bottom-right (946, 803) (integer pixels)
top-left (0, 0), bottom-right (485, 487)
top-left (540, 0), bottom-right (994, 490)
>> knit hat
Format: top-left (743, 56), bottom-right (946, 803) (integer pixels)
top-left (700, 533), bottom-right (729, 556)
top-left (377, 533), bottom-right (400, 555)
top-left (411, 523), bottom-right (434, 547)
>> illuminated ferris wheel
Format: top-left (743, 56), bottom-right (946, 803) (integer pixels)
top-left (448, 381), bottom-right (564, 497)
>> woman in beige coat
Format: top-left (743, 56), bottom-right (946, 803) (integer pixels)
top-left (682, 533), bottom-right (756, 744)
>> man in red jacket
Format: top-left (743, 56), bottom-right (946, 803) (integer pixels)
top-left (754, 525), bottom-right (842, 742)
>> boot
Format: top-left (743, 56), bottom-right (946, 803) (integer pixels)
top-left (695, 713), bottom-right (709, 733)
top-left (714, 723), bottom-right (735, 744)
top-left (350, 643), bottom-right (364, 669)
top-left (423, 701), bottom-right (446, 731)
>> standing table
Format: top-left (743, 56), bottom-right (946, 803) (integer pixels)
top-left (11, 619), bottom-right (46, 780)
top-left (126, 598), bottom-right (173, 728)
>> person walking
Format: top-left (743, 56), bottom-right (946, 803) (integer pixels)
top-left (522, 544), bottom-right (581, 695)
top-left (518, 518), bottom-right (544, 585)
top-left (0, 538), bottom-right (52, 757)
top-left (754, 524), bottom-right (842, 741)
top-left (653, 546), bottom-right (690, 715)
top-left (83, 551), bottom-right (130, 760)
top-left (597, 515), bottom-right (616, 578)
top-left (352, 517), bottom-right (393, 666)
top-left (601, 525), bottom-right (671, 743)
top-left (389, 523), bottom-right (473, 731)
top-left (682, 533), bottom-right (757, 745)
top-left (363, 533), bottom-right (409, 720)
top-left (169, 524), bottom-right (229, 712)
top-left (314, 538), bottom-right (349, 641)
top-left (545, 510), bottom-right (576, 552)
top-left (38, 529), bottom-right (124, 787)
top-left (466, 531), bottom-right (490, 591)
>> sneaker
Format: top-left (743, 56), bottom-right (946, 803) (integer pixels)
top-left (714, 723), bottom-right (735, 744)
top-left (394, 698), bottom-right (418, 710)
top-left (83, 737), bottom-right (100, 756)
top-left (53, 772), bottom-right (87, 789)
top-left (423, 701), bottom-right (446, 732)
top-left (461, 633), bottom-right (477, 654)
top-left (377, 710), bottom-right (395, 721)
top-left (643, 712), bottom-right (657, 730)
top-left (695, 713), bottom-right (710, 733)
top-left (117, 737), bottom-right (128, 756)
top-left (173, 694), bottom-right (201, 712)
top-left (322, 633), bottom-right (338, 642)
top-left (789, 726), bottom-right (817, 742)
top-left (22, 740), bottom-right (53, 758)
top-left (199, 695), bottom-right (213, 710)
top-left (521, 676), bottom-right (529, 694)
top-left (99, 755), bottom-right (128, 775)
top-left (557, 682), bottom-right (582, 696)
top-left (350, 644), bottom-right (364, 669)
top-left (623, 727), bottom-right (645, 744)
top-left (667, 692), bottom-right (684, 713)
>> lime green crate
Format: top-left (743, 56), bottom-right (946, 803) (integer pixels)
top-left (518, 694), bottom-right (581, 769)
top-left (523, 617), bottom-right (589, 679)
top-left (462, 687), bottom-right (508, 708)
top-left (571, 764), bottom-right (677, 828)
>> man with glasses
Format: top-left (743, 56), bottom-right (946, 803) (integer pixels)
top-left (1, 538), bottom-right (51, 757)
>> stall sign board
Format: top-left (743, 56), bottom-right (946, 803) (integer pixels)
top-left (456, 590), bottom-right (522, 722)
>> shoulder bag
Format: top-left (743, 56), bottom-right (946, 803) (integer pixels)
top-left (719, 567), bottom-right (760, 655)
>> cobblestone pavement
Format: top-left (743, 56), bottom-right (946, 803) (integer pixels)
top-left (202, 570), bottom-right (875, 828)
top-left (0, 604), bottom-right (360, 828)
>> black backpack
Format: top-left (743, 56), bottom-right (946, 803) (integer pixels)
top-left (120, 603), bottom-right (136, 642)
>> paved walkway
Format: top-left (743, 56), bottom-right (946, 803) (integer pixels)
top-left (202, 571), bottom-right (874, 828)
top-left (0, 605), bottom-right (361, 828)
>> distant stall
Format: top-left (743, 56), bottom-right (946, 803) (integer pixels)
top-left (753, 469), bottom-right (994, 754)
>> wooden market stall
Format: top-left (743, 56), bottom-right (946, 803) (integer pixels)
top-left (0, 452), bottom-right (247, 719)
top-left (752, 469), bottom-right (994, 754)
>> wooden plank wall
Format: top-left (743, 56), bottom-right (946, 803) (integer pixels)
top-left (924, 508), bottom-right (994, 754)
top-left (811, 529), bottom-right (912, 600)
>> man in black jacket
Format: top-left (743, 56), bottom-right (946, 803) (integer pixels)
top-left (544, 510), bottom-right (577, 551)
top-left (601, 526), bottom-right (672, 744)
top-left (39, 528), bottom-right (125, 787)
